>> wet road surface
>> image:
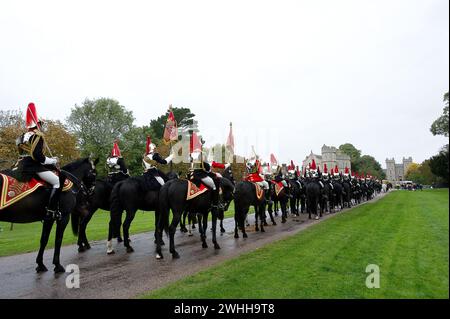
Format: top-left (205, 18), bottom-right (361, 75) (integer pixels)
top-left (0, 195), bottom-right (384, 298)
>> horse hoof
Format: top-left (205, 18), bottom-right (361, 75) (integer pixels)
top-left (243, 233), bottom-right (248, 238)
top-left (172, 251), bottom-right (180, 259)
top-left (214, 243), bottom-right (221, 249)
top-left (54, 265), bottom-right (65, 273)
top-left (107, 249), bottom-right (115, 255)
top-left (255, 227), bottom-right (259, 232)
top-left (261, 228), bottom-right (265, 233)
top-left (156, 253), bottom-right (164, 260)
top-left (117, 237), bottom-right (123, 243)
top-left (202, 242), bottom-right (208, 248)
top-left (263, 222), bottom-right (268, 226)
top-left (85, 243), bottom-right (91, 250)
top-left (188, 233), bottom-right (193, 237)
top-left (234, 234), bottom-right (239, 238)
top-left (78, 246), bottom-right (86, 253)
top-left (281, 219), bottom-right (286, 223)
top-left (220, 228), bottom-right (226, 233)
top-left (272, 222), bottom-right (277, 226)
top-left (315, 216), bottom-right (319, 220)
top-left (126, 246), bottom-right (134, 253)
top-left (36, 264), bottom-right (48, 273)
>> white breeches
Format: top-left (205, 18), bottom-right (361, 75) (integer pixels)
top-left (37, 171), bottom-right (60, 188)
top-left (256, 181), bottom-right (269, 190)
top-left (201, 176), bottom-right (216, 190)
top-left (155, 176), bottom-right (165, 186)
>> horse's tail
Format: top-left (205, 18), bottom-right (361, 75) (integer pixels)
top-left (158, 182), bottom-right (171, 236)
top-left (71, 211), bottom-right (80, 236)
top-left (109, 181), bottom-right (123, 237)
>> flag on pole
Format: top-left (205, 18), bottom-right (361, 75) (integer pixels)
top-left (226, 122), bottom-right (234, 154)
top-left (190, 131), bottom-right (202, 153)
top-left (163, 105), bottom-right (178, 145)
top-left (270, 153), bottom-right (278, 166)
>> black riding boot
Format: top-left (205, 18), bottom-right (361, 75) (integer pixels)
top-left (45, 188), bottom-right (62, 221)
top-left (265, 188), bottom-right (273, 205)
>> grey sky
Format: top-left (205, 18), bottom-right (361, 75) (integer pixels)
top-left (0, 0), bottom-right (448, 168)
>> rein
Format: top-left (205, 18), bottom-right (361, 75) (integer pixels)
top-left (60, 169), bottom-right (89, 196)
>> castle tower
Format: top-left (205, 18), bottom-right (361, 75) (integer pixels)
top-left (321, 145), bottom-right (336, 172)
top-left (385, 158), bottom-right (396, 181)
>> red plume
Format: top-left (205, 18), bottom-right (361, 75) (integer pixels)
top-left (323, 163), bottom-right (328, 174)
top-left (145, 136), bottom-right (152, 154)
top-left (345, 166), bottom-right (349, 174)
top-left (334, 165), bottom-right (339, 174)
top-left (111, 140), bottom-right (121, 157)
top-left (310, 159), bottom-right (317, 170)
top-left (26, 102), bottom-right (40, 129)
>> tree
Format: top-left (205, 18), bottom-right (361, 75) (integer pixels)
top-left (148, 107), bottom-right (196, 140)
top-left (339, 143), bottom-right (362, 171)
top-left (357, 155), bottom-right (386, 179)
top-left (0, 117), bottom-right (79, 170)
top-left (405, 160), bottom-right (440, 185)
top-left (428, 144), bottom-right (449, 186)
top-left (0, 109), bottom-right (22, 128)
top-left (67, 98), bottom-right (135, 176)
top-left (430, 92), bottom-right (449, 137)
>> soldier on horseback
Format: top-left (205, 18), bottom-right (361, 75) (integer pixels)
top-left (190, 134), bottom-right (230, 209)
top-left (142, 136), bottom-right (174, 189)
top-left (106, 140), bottom-right (129, 184)
top-left (15, 103), bottom-right (62, 220)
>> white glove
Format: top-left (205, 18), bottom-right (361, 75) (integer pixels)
top-left (43, 157), bottom-right (58, 165)
top-left (165, 154), bottom-right (174, 163)
top-left (224, 163), bottom-right (231, 169)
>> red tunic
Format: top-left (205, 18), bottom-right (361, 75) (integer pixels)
top-left (211, 161), bottom-right (225, 169)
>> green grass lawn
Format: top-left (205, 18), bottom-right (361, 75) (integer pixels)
top-left (0, 203), bottom-right (238, 257)
top-left (142, 189), bottom-right (449, 299)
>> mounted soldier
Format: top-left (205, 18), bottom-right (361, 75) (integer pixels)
top-left (189, 132), bottom-right (230, 209)
top-left (106, 140), bottom-right (129, 184)
top-left (142, 136), bottom-right (174, 190)
top-left (15, 103), bottom-right (63, 220)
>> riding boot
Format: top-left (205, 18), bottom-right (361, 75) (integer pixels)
top-left (45, 188), bottom-right (62, 221)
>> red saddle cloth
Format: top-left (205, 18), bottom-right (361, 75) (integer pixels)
top-left (186, 180), bottom-right (208, 201)
top-left (271, 180), bottom-right (284, 196)
top-left (0, 173), bottom-right (73, 210)
top-left (246, 173), bottom-right (264, 183)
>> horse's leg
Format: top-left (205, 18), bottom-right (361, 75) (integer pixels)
top-left (169, 210), bottom-right (182, 258)
top-left (267, 203), bottom-right (276, 225)
top-left (259, 204), bottom-right (265, 232)
top-left (234, 214), bottom-right (239, 238)
top-left (188, 213), bottom-right (194, 236)
top-left (254, 206), bottom-right (259, 232)
top-left (211, 211), bottom-right (220, 249)
top-left (220, 217), bottom-right (226, 233)
top-left (180, 211), bottom-right (188, 233)
top-left (53, 215), bottom-right (70, 273)
top-left (78, 209), bottom-right (94, 252)
top-left (281, 199), bottom-right (287, 223)
top-left (200, 213), bottom-right (208, 248)
top-left (106, 212), bottom-right (117, 255)
top-left (123, 209), bottom-right (137, 253)
top-left (36, 219), bottom-right (54, 272)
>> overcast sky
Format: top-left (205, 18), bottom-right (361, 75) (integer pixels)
top-left (0, 0), bottom-right (448, 168)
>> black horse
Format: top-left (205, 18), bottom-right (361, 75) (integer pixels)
top-left (106, 171), bottom-right (178, 254)
top-left (76, 172), bottom-right (129, 252)
top-left (0, 158), bottom-right (97, 273)
top-left (331, 179), bottom-right (345, 211)
top-left (342, 179), bottom-right (352, 208)
top-left (320, 179), bottom-right (333, 215)
top-left (306, 179), bottom-right (322, 219)
top-left (156, 177), bottom-right (234, 259)
top-left (233, 181), bottom-right (268, 239)
top-left (267, 181), bottom-right (289, 223)
top-left (288, 178), bottom-right (301, 216)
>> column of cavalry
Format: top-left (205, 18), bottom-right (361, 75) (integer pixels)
top-left (0, 103), bottom-right (384, 272)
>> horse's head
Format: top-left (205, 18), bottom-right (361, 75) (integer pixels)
top-left (61, 157), bottom-right (99, 216)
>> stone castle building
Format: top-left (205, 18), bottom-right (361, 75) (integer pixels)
top-left (385, 157), bottom-right (413, 182)
top-left (302, 145), bottom-right (351, 173)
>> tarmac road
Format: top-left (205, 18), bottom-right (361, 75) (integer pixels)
top-left (0, 194), bottom-right (384, 299)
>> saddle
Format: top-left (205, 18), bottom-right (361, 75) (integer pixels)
top-left (0, 173), bottom-right (73, 210)
top-left (186, 180), bottom-right (208, 201)
top-left (271, 180), bottom-right (284, 196)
